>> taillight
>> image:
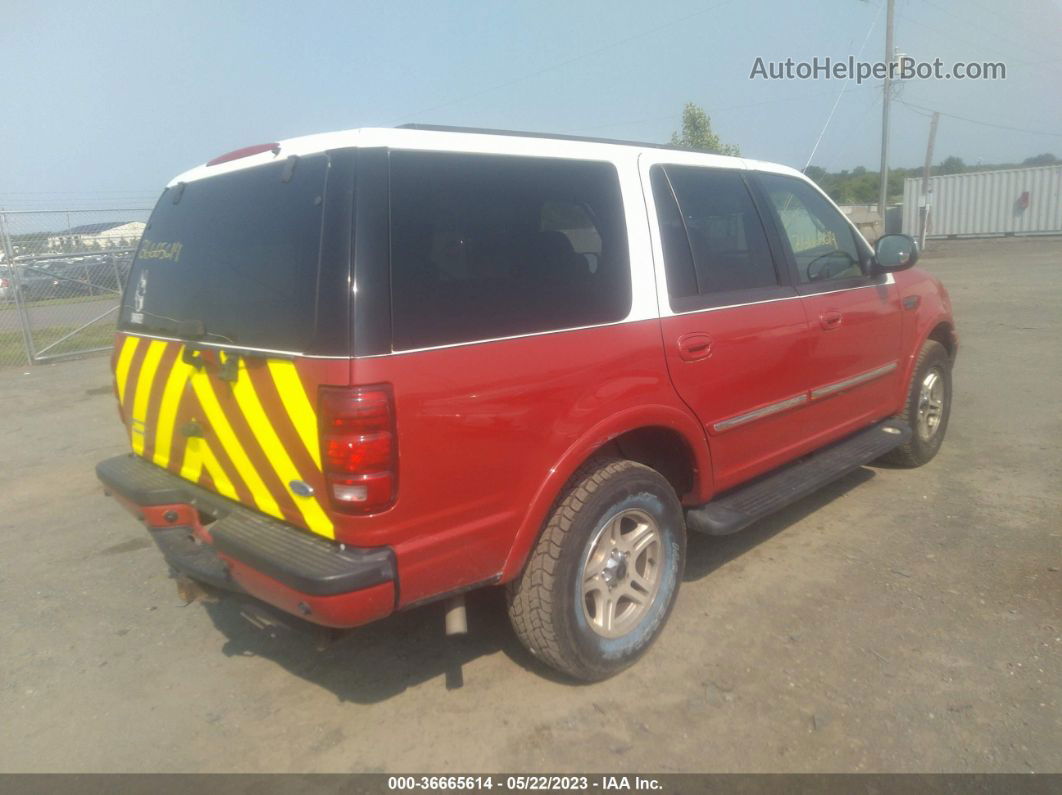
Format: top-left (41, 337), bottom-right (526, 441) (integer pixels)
top-left (318, 385), bottom-right (397, 514)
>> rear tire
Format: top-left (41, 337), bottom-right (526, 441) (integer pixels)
top-left (507, 458), bottom-right (685, 681)
top-left (881, 339), bottom-right (952, 467)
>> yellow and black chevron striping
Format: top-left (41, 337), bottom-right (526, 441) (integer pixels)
top-left (112, 334), bottom-right (335, 539)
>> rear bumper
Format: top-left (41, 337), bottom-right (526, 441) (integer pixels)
top-left (96, 454), bottom-right (396, 628)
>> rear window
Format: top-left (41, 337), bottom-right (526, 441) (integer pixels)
top-left (388, 151), bottom-right (631, 351)
top-left (119, 155), bottom-right (330, 352)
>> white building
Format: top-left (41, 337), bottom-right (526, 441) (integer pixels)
top-left (47, 221), bottom-right (146, 251)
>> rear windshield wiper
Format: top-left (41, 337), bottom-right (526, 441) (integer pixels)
top-left (127, 309), bottom-right (234, 344)
top-left (127, 310), bottom-right (295, 360)
top-left (175, 318), bottom-right (209, 340)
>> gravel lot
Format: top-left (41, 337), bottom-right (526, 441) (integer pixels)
top-left (1, 236), bottom-right (1059, 773)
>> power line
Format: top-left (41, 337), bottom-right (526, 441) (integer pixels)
top-left (898, 103), bottom-right (934, 119)
top-left (803, 0), bottom-right (884, 170)
top-left (922, 0), bottom-right (1059, 67)
top-left (572, 83), bottom-right (876, 135)
top-left (715, 81), bottom-right (877, 112)
top-left (393, 0), bottom-right (738, 123)
top-left (963, 0), bottom-right (1057, 58)
top-left (811, 92), bottom-right (879, 170)
top-left (898, 2), bottom-right (1061, 74)
top-left (897, 99), bottom-right (1062, 137)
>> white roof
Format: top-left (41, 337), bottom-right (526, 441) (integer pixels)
top-left (168, 126), bottom-right (805, 187)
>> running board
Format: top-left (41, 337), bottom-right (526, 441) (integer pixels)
top-left (686, 419), bottom-right (911, 536)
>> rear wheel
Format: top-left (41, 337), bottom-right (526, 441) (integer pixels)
top-left (881, 339), bottom-right (953, 467)
top-left (507, 458), bottom-right (685, 681)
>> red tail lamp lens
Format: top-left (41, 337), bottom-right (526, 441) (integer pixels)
top-left (324, 432), bottom-right (393, 473)
top-left (319, 386), bottom-right (396, 514)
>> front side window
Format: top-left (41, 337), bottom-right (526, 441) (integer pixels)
top-left (757, 173), bottom-right (865, 284)
top-left (650, 165), bottom-right (778, 305)
top-left (389, 151), bottom-right (631, 351)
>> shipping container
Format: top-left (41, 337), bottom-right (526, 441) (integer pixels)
top-left (902, 164), bottom-right (1062, 238)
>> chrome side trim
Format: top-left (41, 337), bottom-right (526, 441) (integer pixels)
top-left (360, 315), bottom-right (652, 359)
top-left (664, 273), bottom-right (895, 320)
top-left (712, 393), bottom-right (809, 433)
top-left (811, 361), bottom-right (898, 400)
top-left (116, 332), bottom-right (349, 359)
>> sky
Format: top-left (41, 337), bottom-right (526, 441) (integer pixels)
top-left (1, 0), bottom-right (1060, 211)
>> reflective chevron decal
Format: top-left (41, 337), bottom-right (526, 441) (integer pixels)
top-left (112, 333), bottom-right (334, 539)
top-left (113, 334), bottom-right (140, 405)
top-left (130, 340), bottom-right (166, 455)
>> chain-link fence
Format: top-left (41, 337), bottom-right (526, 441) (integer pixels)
top-left (0, 208), bottom-right (152, 368)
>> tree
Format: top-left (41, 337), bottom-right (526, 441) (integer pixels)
top-left (803, 165), bottom-right (827, 182)
top-left (669, 103), bottom-right (740, 156)
top-left (938, 156), bottom-right (966, 175)
top-left (1022, 153), bottom-right (1058, 167)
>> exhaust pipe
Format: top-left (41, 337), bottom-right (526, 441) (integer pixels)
top-left (444, 594), bottom-right (468, 636)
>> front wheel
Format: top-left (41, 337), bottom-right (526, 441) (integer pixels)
top-left (507, 458), bottom-right (686, 681)
top-left (881, 339), bottom-right (953, 467)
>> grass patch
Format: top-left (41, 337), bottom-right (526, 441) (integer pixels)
top-left (0, 324), bottom-right (115, 367)
top-left (0, 294), bottom-right (119, 312)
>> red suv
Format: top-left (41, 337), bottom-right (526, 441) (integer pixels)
top-left (97, 125), bottom-right (957, 680)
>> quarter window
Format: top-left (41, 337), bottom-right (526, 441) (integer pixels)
top-left (389, 151), bottom-right (631, 351)
top-left (757, 173), bottom-right (865, 284)
top-left (650, 165), bottom-right (778, 304)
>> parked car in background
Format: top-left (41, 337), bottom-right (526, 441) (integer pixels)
top-left (10, 263), bottom-right (65, 301)
top-left (97, 125), bottom-right (957, 681)
top-left (6, 253), bottom-right (133, 302)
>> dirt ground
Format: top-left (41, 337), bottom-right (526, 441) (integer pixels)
top-left (1, 236), bottom-right (1059, 773)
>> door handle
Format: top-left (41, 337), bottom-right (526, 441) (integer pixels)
top-left (677, 332), bottom-right (713, 362)
top-left (819, 311), bottom-right (843, 330)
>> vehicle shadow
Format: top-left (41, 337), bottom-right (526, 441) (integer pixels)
top-left (200, 583), bottom-right (546, 703)
top-left (197, 466), bottom-right (878, 702)
top-left (683, 466), bottom-right (876, 581)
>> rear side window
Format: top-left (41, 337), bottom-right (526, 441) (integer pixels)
top-left (119, 155), bottom-right (330, 352)
top-left (651, 165), bottom-right (778, 304)
top-left (540, 201), bottom-right (603, 273)
top-left (388, 151), bottom-right (631, 351)
top-left (649, 167), bottom-right (698, 299)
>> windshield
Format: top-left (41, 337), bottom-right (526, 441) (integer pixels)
top-left (119, 154), bottom-right (329, 352)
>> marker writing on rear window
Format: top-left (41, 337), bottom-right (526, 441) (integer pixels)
top-left (138, 240), bottom-right (183, 262)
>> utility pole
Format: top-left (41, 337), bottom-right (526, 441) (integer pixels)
top-left (877, 0), bottom-right (895, 229)
top-left (919, 111), bottom-right (940, 249)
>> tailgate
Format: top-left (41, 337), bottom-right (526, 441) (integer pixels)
top-left (110, 149), bottom-right (355, 539)
top-left (113, 334), bottom-right (344, 539)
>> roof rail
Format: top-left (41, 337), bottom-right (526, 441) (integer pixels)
top-left (396, 123), bottom-right (695, 153)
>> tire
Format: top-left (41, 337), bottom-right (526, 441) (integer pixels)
top-left (881, 339), bottom-right (953, 467)
top-left (507, 457), bottom-right (686, 681)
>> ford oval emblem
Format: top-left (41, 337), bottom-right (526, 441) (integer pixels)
top-left (289, 480), bottom-right (315, 497)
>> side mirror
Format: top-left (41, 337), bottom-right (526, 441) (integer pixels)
top-left (873, 233), bottom-right (919, 273)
